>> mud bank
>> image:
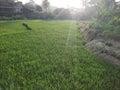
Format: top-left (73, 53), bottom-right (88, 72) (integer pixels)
top-left (80, 24), bottom-right (120, 65)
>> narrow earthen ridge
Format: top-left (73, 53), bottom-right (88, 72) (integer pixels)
top-left (79, 23), bottom-right (120, 66)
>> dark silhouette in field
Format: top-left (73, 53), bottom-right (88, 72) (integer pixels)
top-left (22, 23), bottom-right (32, 30)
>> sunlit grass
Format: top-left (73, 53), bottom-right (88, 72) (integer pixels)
top-left (0, 20), bottom-right (120, 90)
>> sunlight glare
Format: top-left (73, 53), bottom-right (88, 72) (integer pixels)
top-left (18, 0), bottom-right (83, 8)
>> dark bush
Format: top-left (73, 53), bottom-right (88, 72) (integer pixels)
top-left (0, 15), bottom-right (26, 20)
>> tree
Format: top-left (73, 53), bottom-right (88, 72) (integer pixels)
top-left (23, 0), bottom-right (43, 19)
top-left (29, 0), bottom-right (35, 4)
top-left (81, 0), bottom-right (89, 8)
top-left (89, 0), bottom-right (119, 31)
top-left (36, 5), bottom-right (42, 12)
top-left (0, 0), bottom-right (15, 2)
top-left (53, 8), bottom-right (71, 20)
top-left (42, 0), bottom-right (50, 12)
top-left (88, 0), bottom-right (116, 10)
top-left (24, 0), bottom-right (36, 11)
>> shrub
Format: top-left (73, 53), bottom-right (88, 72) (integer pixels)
top-left (90, 9), bottom-right (120, 34)
top-left (0, 15), bottom-right (26, 20)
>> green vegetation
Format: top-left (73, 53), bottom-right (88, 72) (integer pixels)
top-left (90, 10), bottom-right (120, 36)
top-left (0, 20), bottom-right (120, 90)
top-left (82, 0), bottom-right (120, 38)
top-left (0, 15), bottom-right (26, 20)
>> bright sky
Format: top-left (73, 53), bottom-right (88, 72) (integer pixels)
top-left (116, 0), bottom-right (120, 1)
top-left (18, 0), bottom-right (83, 8)
top-left (19, 0), bottom-right (120, 8)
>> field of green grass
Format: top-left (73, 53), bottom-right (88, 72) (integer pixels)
top-left (0, 20), bottom-right (120, 90)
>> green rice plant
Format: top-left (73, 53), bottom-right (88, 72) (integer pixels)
top-left (0, 20), bottom-right (119, 90)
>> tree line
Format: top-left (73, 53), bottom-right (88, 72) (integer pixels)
top-left (0, 0), bottom-right (119, 21)
top-left (23, 0), bottom-right (73, 19)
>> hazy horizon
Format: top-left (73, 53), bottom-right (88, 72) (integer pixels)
top-left (18, 0), bottom-right (120, 8)
top-left (18, 0), bottom-right (83, 8)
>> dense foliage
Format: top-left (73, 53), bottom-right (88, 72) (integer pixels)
top-left (86, 0), bottom-right (120, 36)
top-left (90, 9), bottom-right (120, 36)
